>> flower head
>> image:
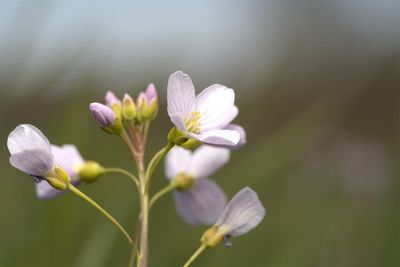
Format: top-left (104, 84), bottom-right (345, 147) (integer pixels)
top-left (7, 124), bottom-right (54, 177)
top-left (165, 145), bottom-right (230, 225)
top-left (201, 187), bottom-right (265, 248)
top-left (36, 144), bottom-right (85, 199)
top-left (167, 71), bottom-right (242, 147)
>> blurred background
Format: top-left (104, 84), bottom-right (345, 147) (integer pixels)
top-left (0, 0), bottom-right (398, 266)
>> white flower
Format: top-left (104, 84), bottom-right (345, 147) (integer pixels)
top-left (167, 71), bottom-right (243, 147)
top-left (7, 124), bottom-right (54, 177)
top-left (36, 144), bottom-right (85, 199)
top-left (201, 187), bottom-right (265, 248)
top-left (165, 145), bottom-right (230, 225)
top-left (215, 187), bottom-right (265, 237)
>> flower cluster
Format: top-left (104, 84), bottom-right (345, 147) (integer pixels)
top-left (7, 71), bottom-right (265, 267)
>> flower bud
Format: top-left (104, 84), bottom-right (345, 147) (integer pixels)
top-left (77, 161), bottom-right (105, 182)
top-left (89, 102), bottom-right (123, 134)
top-left (122, 94), bottom-right (137, 120)
top-left (89, 102), bottom-right (116, 127)
top-left (137, 84), bottom-right (158, 122)
top-left (105, 91), bottom-right (122, 119)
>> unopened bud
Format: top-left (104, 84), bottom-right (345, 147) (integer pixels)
top-left (89, 102), bottom-right (116, 128)
top-left (105, 91), bottom-right (122, 119)
top-left (78, 161), bottom-right (105, 182)
top-left (122, 94), bottom-right (137, 120)
top-left (137, 84), bottom-right (158, 121)
top-left (89, 102), bottom-right (123, 134)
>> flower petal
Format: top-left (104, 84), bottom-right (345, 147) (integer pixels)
top-left (190, 129), bottom-right (240, 146)
top-left (189, 145), bottom-right (230, 178)
top-left (173, 179), bottom-right (227, 225)
top-left (167, 71), bottom-right (196, 118)
top-left (51, 144), bottom-right (85, 179)
top-left (7, 124), bottom-right (51, 155)
top-left (195, 84), bottom-right (235, 131)
top-left (216, 124), bottom-right (247, 149)
top-left (215, 187), bottom-right (265, 236)
top-left (169, 114), bottom-right (187, 132)
top-left (165, 146), bottom-right (192, 179)
top-left (9, 149), bottom-right (54, 176)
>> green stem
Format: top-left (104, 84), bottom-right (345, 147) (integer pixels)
top-left (128, 215), bottom-right (141, 267)
top-left (182, 244), bottom-right (207, 267)
top-left (137, 193), bottom-right (149, 267)
top-left (145, 143), bottom-right (174, 190)
top-left (121, 130), bottom-right (139, 160)
top-left (103, 167), bottom-right (139, 187)
top-left (149, 183), bottom-right (176, 210)
top-left (67, 183), bottom-right (133, 246)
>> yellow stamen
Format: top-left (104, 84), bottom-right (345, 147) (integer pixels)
top-left (185, 111), bottom-right (201, 134)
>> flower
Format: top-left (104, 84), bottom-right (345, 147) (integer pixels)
top-left (165, 145), bottom-right (230, 225)
top-left (89, 102), bottom-right (116, 128)
top-left (7, 124), bottom-right (54, 177)
top-left (167, 71), bottom-right (242, 147)
top-left (36, 144), bottom-right (85, 199)
top-left (201, 187), bottom-right (265, 248)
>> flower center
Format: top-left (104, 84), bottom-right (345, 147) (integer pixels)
top-left (171, 172), bottom-right (196, 191)
top-left (185, 111), bottom-right (201, 134)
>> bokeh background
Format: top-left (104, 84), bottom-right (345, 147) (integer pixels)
top-left (0, 1), bottom-right (399, 266)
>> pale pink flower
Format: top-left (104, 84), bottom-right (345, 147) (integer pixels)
top-left (36, 144), bottom-right (85, 199)
top-left (167, 71), bottom-right (243, 147)
top-left (165, 145), bottom-right (230, 225)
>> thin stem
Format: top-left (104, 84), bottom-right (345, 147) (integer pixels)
top-left (137, 193), bottom-right (149, 267)
top-left (145, 143), bottom-right (174, 190)
top-left (141, 122), bottom-right (150, 150)
top-left (67, 183), bottom-right (133, 246)
top-left (103, 167), bottom-right (139, 187)
top-left (128, 214), bottom-right (142, 267)
top-left (121, 130), bottom-right (139, 160)
top-left (182, 244), bottom-right (207, 267)
top-left (149, 183), bottom-right (176, 210)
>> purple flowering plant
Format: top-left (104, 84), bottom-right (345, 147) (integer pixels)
top-left (7, 71), bottom-right (265, 267)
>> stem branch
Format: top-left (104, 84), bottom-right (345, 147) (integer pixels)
top-left (67, 183), bottom-right (133, 246)
top-left (149, 183), bottom-right (176, 210)
top-left (103, 167), bottom-right (140, 187)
